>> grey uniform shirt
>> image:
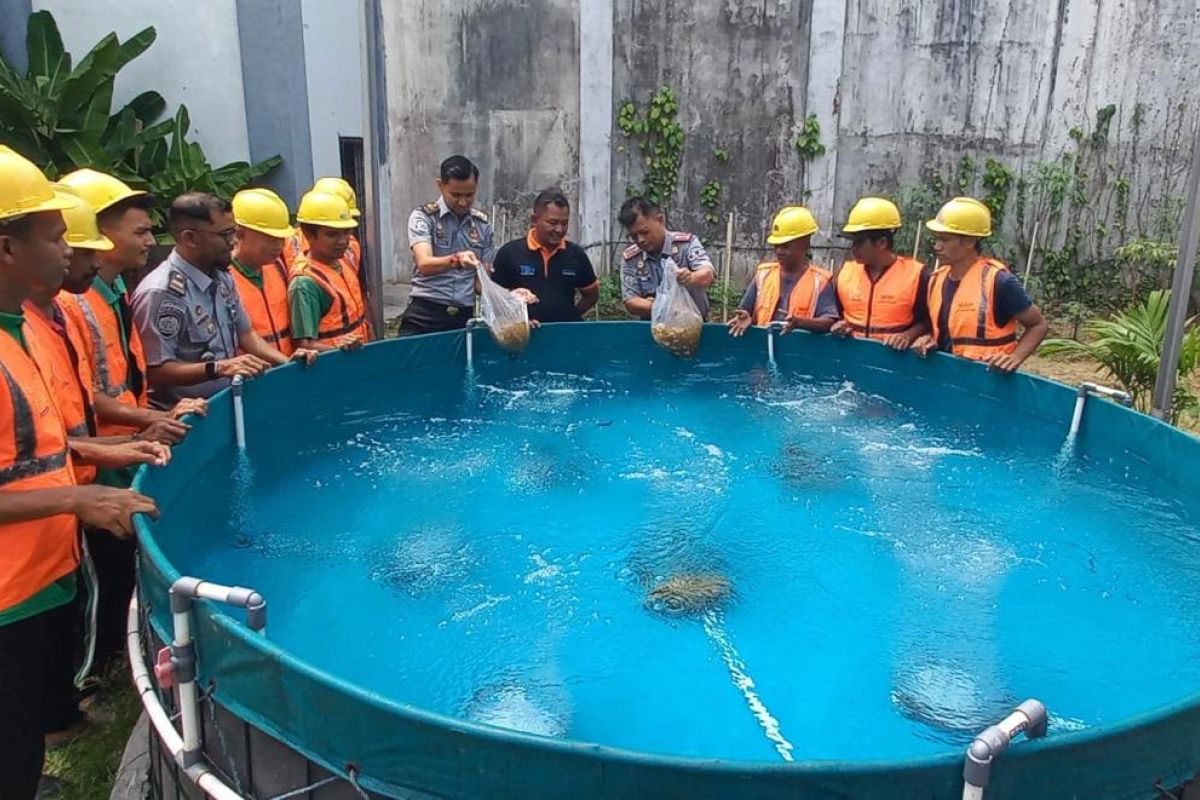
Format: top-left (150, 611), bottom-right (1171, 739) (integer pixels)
top-left (406, 197), bottom-right (495, 307)
top-left (131, 249), bottom-right (251, 408)
top-left (620, 231), bottom-right (714, 319)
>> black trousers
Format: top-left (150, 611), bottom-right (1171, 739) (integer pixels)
top-left (0, 601), bottom-right (78, 800)
top-left (397, 297), bottom-right (473, 336)
top-left (84, 526), bottom-right (136, 673)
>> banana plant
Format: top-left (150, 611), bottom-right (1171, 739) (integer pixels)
top-left (0, 10), bottom-right (280, 229)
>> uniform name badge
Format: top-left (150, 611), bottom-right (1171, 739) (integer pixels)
top-left (467, 226), bottom-right (481, 244)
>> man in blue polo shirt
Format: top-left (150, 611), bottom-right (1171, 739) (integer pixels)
top-left (491, 188), bottom-right (599, 323)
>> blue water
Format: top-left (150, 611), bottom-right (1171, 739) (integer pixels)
top-left (157, 349), bottom-right (1200, 764)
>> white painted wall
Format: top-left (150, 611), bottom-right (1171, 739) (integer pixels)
top-left (34, 0), bottom-right (251, 167)
top-left (300, 0), bottom-right (364, 180)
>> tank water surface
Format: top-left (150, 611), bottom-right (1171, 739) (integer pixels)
top-left (150, 337), bottom-right (1200, 767)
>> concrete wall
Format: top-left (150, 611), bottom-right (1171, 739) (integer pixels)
top-left (301, 0), bottom-right (364, 181)
top-left (34, 0), bottom-right (252, 168)
top-left (377, 0), bottom-right (1200, 282)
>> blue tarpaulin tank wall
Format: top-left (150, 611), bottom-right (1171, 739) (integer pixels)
top-left (133, 323), bottom-right (1200, 799)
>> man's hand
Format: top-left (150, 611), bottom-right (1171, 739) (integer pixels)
top-left (216, 354), bottom-right (271, 379)
top-left (911, 335), bottom-right (936, 358)
top-left (80, 440), bottom-right (171, 469)
top-left (137, 418), bottom-right (190, 445)
top-left (455, 251), bottom-right (481, 270)
top-left (291, 347), bottom-right (319, 366)
top-left (830, 320), bottom-right (854, 338)
top-left (169, 398), bottom-right (208, 419)
top-left (337, 335), bottom-right (364, 351)
top-left (883, 332), bottom-right (914, 351)
top-left (727, 309), bottom-right (753, 338)
top-left (511, 288), bottom-right (539, 305)
top-left (72, 486), bottom-right (159, 539)
top-left (676, 267), bottom-right (694, 287)
top-left (984, 352), bottom-right (1024, 373)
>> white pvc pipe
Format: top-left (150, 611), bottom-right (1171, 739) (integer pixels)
top-left (231, 375), bottom-right (246, 450)
top-left (1069, 393), bottom-right (1086, 438)
top-left (466, 325), bottom-right (474, 367)
top-left (961, 784), bottom-right (985, 800)
top-left (767, 330), bottom-right (776, 364)
top-left (127, 598), bottom-right (244, 800)
top-left (172, 609), bottom-right (202, 757)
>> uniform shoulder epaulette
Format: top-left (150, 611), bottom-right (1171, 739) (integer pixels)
top-left (622, 244), bottom-right (641, 260)
top-left (470, 208), bottom-right (489, 223)
top-left (166, 270), bottom-right (187, 297)
top-left (421, 201), bottom-right (439, 215)
top-left (672, 232), bottom-right (695, 243)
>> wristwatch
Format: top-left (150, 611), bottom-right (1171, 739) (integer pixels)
top-left (205, 361), bottom-right (217, 380)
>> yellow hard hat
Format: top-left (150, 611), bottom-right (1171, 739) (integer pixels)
top-left (58, 168), bottom-right (148, 214)
top-left (0, 146), bottom-right (73, 222)
top-left (842, 196), bottom-right (902, 233)
top-left (766, 205), bottom-right (819, 244)
top-left (53, 184), bottom-right (113, 250)
top-left (232, 188), bottom-right (295, 239)
top-left (296, 190), bottom-right (357, 229)
top-left (926, 197), bottom-right (992, 238)
top-left (312, 176), bottom-right (360, 217)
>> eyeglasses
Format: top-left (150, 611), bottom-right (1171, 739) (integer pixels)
top-left (183, 227), bottom-right (237, 242)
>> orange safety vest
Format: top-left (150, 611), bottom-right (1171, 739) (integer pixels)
top-left (24, 301), bottom-right (98, 484)
top-left (0, 326), bottom-right (80, 613)
top-left (752, 262), bottom-right (833, 326)
top-left (927, 258), bottom-right (1019, 361)
top-left (58, 285), bottom-right (148, 437)
top-left (283, 231), bottom-right (361, 277)
top-left (291, 257), bottom-right (371, 343)
top-left (835, 257), bottom-right (925, 340)
top-left (231, 261), bottom-right (294, 355)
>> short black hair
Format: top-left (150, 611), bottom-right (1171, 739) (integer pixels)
top-left (850, 229), bottom-right (896, 250)
top-left (533, 188), bottom-right (569, 213)
top-left (440, 155), bottom-right (479, 183)
top-left (96, 193), bottom-right (156, 229)
top-left (167, 192), bottom-right (232, 238)
top-left (0, 214), bottom-right (36, 239)
top-left (618, 197), bottom-right (662, 229)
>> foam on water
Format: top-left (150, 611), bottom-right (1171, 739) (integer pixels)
top-left (158, 352), bottom-right (1200, 763)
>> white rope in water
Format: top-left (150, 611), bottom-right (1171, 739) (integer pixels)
top-left (702, 610), bottom-right (795, 762)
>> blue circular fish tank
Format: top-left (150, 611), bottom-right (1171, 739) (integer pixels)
top-left (134, 322), bottom-right (1200, 799)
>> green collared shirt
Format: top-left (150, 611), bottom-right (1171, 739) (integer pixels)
top-left (0, 309), bottom-right (27, 350)
top-left (91, 274), bottom-right (129, 354)
top-left (288, 268), bottom-right (337, 341)
top-left (232, 258), bottom-right (264, 290)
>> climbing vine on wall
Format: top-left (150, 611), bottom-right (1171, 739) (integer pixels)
top-left (794, 114), bottom-right (825, 160)
top-left (617, 85), bottom-right (685, 206)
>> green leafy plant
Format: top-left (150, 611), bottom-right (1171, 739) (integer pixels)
top-left (699, 180), bottom-right (721, 225)
top-left (1062, 300), bottom-right (1091, 340)
top-left (0, 10), bottom-right (280, 232)
top-left (794, 114), bottom-right (825, 160)
top-left (1114, 238), bottom-right (1178, 299)
top-left (1040, 290), bottom-right (1200, 422)
top-left (617, 86), bottom-right (685, 206)
top-left (981, 158), bottom-right (1014, 230)
top-left (712, 146), bottom-right (729, 163)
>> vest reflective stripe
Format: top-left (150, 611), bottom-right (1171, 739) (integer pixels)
top-left (284, 232), bottom-right (361, 276)
top-left (24, 303), bottom-right (99, 484)
top-left (0, 331), bottom-right (79, 612)
top-left (928, 259), bottom-right (1019, 361)
top-left (296, 259), bottom-right (369, 342)
top-left (231, 263), bottom-right (294, 356)
top-left (835, 257), bottom-right (924, 340)
top-left (60, 287), bottom-right (147, 437)
top-left (752, 263), bottom-right (832, 326)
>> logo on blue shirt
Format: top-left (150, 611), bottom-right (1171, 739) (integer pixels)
top-left (519, 263), bottom-right (537, 276)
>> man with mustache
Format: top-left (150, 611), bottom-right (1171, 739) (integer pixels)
top-left (130, 193), bottom-right (316, 410)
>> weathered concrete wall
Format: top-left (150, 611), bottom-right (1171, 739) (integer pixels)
top-left (378, 0), bottom-right (1200, 281)
top-left (380, 0), bottom-right (581, 281)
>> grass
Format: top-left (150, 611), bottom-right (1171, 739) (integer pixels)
top-left (43, 665), bottom-right (142, 800)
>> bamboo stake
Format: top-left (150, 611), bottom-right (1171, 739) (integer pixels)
top-left (1023, 219), bottom-right (1041, 283)
top-left (912, 223), bottom-right (922, 261)
top-left (722, 210), bottom-right (735, 322)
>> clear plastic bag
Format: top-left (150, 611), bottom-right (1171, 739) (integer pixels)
top-left (650, 259), bottom-right (704, 358)
top-left (477, 265), bottom-right (531, 353)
